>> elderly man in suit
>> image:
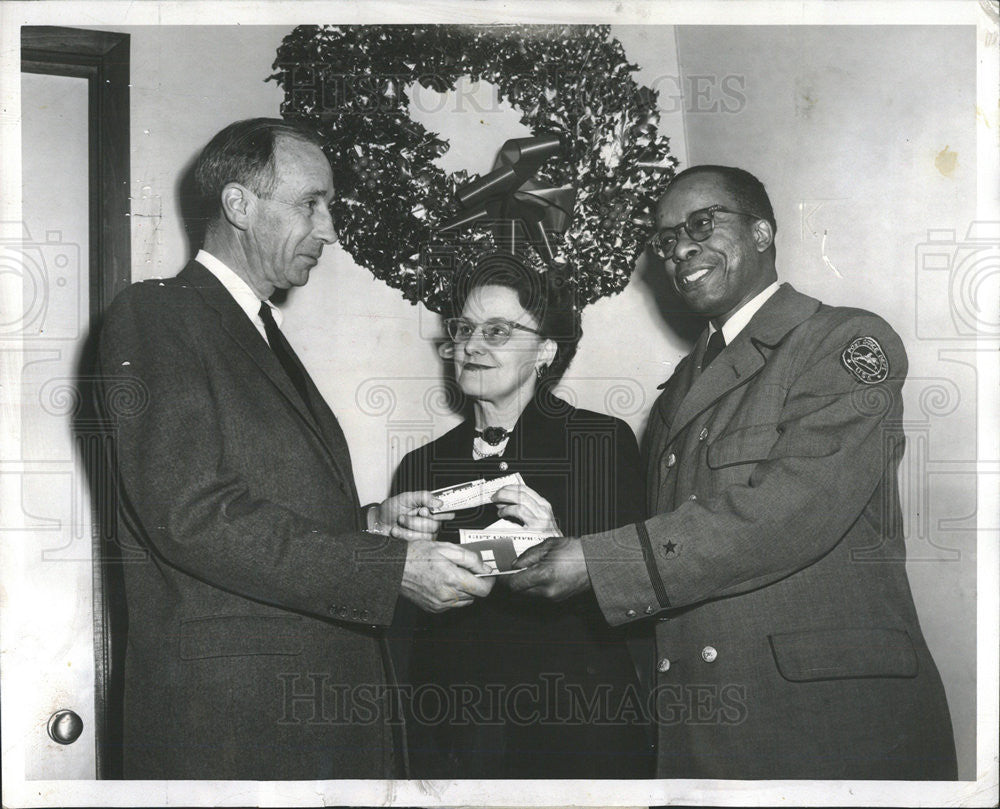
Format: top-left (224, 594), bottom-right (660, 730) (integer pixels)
top-left (509, 165), bottom-right (957, 780)
top-left (97, 118), bottom-right (494, 780)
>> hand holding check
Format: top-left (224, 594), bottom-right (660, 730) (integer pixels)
top-left (401, 540), bottom-right (496, 613)
top-left (372, 490), bottom-right (456, 541)
top-left (508, 536), bottom-right (592, 600)
top-left (491, 483), bottom-right (562, 535)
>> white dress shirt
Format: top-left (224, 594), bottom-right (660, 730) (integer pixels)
top-left (708, 281), bottom-right (781, 345)
top-left (196, 249), bottom-right (281, 345)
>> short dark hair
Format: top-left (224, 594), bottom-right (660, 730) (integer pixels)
top-left (449, 251), bottom-right (582, 384)
top-left (193, 117), bottom-right (325, 217)
top-left (671, 165), bottom-right (777, 234)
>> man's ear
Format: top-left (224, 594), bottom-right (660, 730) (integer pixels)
top-left (752, 218), bottom-right (774, 253)
top-left (220, 182), bottom-right (252, 231)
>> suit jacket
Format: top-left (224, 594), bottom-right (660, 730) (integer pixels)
top-left (96, 261), bottom-right (409, 779)
top-left (582, 283), bottom-right (957, 779)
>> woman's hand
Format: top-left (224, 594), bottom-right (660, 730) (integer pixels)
top-left (491, 484), bottom-right (562, 535)
top-left (372, 491), bottom-right (455, 541)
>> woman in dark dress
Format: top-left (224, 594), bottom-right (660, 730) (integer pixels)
top-left (391, 252), bottom-right (653, 779)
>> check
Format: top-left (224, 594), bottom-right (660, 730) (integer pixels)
top-left (429, 472), bottom-right (525, 514)
top-left (460, 528), bottom-right (556, 575)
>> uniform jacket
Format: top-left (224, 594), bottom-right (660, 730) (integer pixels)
top-left (582, 283), bottom-right (957, 779)
top-left (97, 261), bottom-right (409, 779)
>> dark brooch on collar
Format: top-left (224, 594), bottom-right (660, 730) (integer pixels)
top-left (475, 427), bottom-right (510, 446)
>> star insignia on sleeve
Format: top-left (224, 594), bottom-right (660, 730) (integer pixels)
top-left (662, 540), bottom-right (679, 558)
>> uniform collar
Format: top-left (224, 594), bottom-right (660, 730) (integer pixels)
top-left (740, 282), bottom-right (821, 346)
top-left (708, 281), bottom-right (781, 345)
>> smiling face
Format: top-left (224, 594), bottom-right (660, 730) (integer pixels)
top-left (453, 284), bottom-right (556, 411)
top-left (655, 171), bottom-right (775, 324)
top-left (243, 136), bottom-right (337, 296)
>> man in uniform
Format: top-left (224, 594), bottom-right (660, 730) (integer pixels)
top-left (510, 165), bottom-right (957, 779)
top-left (97, 118), bottom-right (494, 779)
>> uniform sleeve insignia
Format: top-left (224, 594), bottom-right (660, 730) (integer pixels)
top-left (841, 336), bottom-right (889, 384)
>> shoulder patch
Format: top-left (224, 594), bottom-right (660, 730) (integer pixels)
top-left (841, 336), bottom-right (889, 384)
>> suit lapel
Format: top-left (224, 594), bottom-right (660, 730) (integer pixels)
top-left (292, 351), bottom-right (360, 502)
top-left (179, 262), bottom-right (313, 419)
top-left (178, 262), bottom-right (356, 491)
top-left (666, 283), bottom-right (822, 444)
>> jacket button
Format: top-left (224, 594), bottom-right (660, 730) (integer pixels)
top-left (688, 494), bottom-right (698, 501)
top-left (666, 453), bottom-right (676, 467)
top-left (701, 645), bottom-right (718, 663)
top-left (645, 605), bottom-right (655, 615)
top-left (327, 604), bottom-right (337, 615)
top-left (498, 461), bottom-right (509, 471)
top-left (699, 427), bottom-right (709, 441)
top-left (625, 609), bottom-right (637, 618)
top-left (657, 657), bottom-right (671, 673)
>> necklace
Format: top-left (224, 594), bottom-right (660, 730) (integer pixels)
top-left (474, 426), bottom-right (511, 446)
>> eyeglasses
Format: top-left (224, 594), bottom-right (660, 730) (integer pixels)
top-left (647, 204), bottom-right (764, 260)
top-left (444, 317), bottom-right (541, 346)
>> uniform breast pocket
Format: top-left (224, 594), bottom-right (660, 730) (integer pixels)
top-left (706, 423), bottom-right (779, 469)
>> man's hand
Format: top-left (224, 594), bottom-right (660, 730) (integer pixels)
top-left (400, 540), bottom-right (496, 613)
top-left (491, 483), bottom-right (562, 535)
top-left (373, 491), bottom-right (455, 541)
top-left (507, 536), bottom-right (591, 600)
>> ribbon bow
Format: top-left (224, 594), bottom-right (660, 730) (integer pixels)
top-left (438, 134), bottom-right (576, 265)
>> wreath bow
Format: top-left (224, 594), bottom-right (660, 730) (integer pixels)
top-left (438, 134), bottom-right (576, 265)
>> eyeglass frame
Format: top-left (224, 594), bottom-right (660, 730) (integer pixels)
top-left (444, 317), bottom-right (543, 347)
top-left (647, 204), bottom-right (765, 260)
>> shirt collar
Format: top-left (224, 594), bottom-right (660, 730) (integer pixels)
top-left (195, 249), bottom-right (282, 328)
top-left (708, 281), bottom-right (780, 345)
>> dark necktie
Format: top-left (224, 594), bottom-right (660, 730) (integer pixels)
top-left (258, 302), bottom-right (312, 407)
top-left (702, 329), bottom-right (726, 369)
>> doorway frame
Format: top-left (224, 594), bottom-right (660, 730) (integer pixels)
top-left (21, 26), bottom-right (130, 322)
top-left (21, 25), bottom-right (130, 780)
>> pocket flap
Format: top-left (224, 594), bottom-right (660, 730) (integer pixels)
top-left (180, 615), bottom-right (304, 660)
top-left (769, 627), bottom-right (918, 681)
top-left (706, 423), bottom-right (778, 469)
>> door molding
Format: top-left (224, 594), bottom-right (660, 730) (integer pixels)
top-left (22, 26), bottom-right (131, 321)
top-left (22, 26), bottom-right (131, 780)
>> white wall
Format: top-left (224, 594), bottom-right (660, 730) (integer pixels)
top-left (675, 25), bottom-right (978, 779)
top-left (126, 27), bottom-right (289, 276)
